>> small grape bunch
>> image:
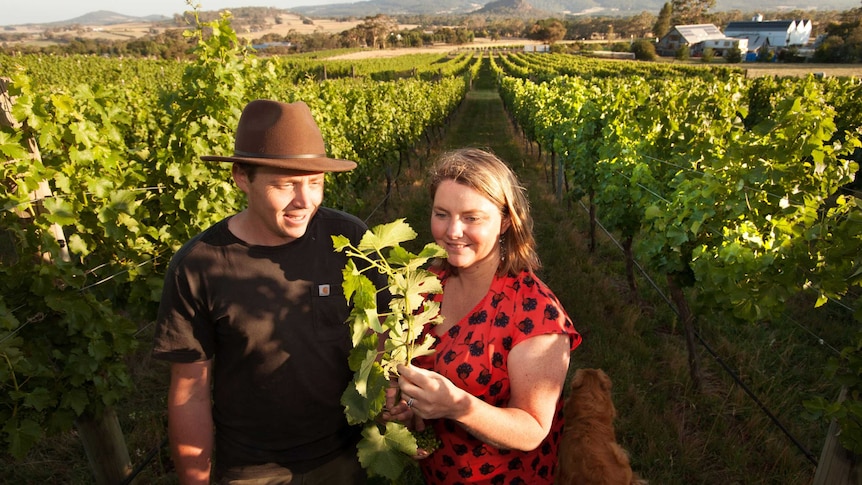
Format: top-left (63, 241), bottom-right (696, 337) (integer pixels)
top-left (413, 427), bottom-right (441, 455)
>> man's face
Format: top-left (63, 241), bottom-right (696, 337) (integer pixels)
top-left (234, 165), bottom-right (325, 246)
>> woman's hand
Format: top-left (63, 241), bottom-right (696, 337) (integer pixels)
top-left (397, 334), bottom-right (571, 452)
top-left (380, 377), bottom-right (433, 459)
top-left (396, 364), bottom-right (470, 421)
top-left (380, 382), bottom-right (413, 424)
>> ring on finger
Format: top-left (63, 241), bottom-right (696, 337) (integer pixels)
top-left (406, 397), bottom-right (415, 408)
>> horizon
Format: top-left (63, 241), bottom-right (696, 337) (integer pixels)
top-left (3, 0), bottom-right (853, 27)
top-left (2, 0), bottom-right (349, 26)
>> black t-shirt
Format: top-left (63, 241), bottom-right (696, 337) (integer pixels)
top-left (152, 207), bottom-right (382, 470)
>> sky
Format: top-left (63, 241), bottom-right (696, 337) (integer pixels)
top-left (3, 0), bottom-right (350, 26)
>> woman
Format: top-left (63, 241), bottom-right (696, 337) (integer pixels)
top-left (395, 148), bottom-right (581, 484)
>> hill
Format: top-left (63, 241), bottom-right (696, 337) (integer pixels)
top-left (58, 10), bottom-right (169, 26)
top-left (293, 0), bottom-right (860, 17)
top-left (24, 10), bottom-right (169, 27)
top-left (6, 0), bottom-right (859, 28)
top-left (475, 0), bottom-right (547, 16)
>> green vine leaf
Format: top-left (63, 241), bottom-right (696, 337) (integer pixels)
top-left (357, 218), bottom-right (418, 252)
top-left (4, 418), bottom-right (42, 460)
top-left (357, 422), bottom-right (418, 480)
top-left (341, 358), bottom-right (387, 426)
top-left (334, 219), bottom-right (446, 478)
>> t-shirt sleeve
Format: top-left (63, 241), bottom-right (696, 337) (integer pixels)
top-left (151, 257), bottom-right (214, 363)
top-left (508, 273), bottom-right (581, 351)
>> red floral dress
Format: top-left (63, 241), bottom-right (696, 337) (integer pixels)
top-left (412, 269), bottom-right (581, 485)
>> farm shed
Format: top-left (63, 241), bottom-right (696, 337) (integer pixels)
top-left (701, 37), bottom-right (749, 57)
top-left (524, 44), bottom-right (550, 53)
top-left (656, 24), bottom-right (726, 57)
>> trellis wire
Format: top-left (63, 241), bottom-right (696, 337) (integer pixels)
top-left (576, 198), bottom-right (820, 467)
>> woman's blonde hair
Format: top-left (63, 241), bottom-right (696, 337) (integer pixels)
top-left (428, 148), bottom-right (541, 276)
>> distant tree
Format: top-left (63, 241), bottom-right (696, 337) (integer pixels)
top-left (672, 0), bottom-right (715, 25)
top-left (676, 44), bottom-right (690, 60)
top-left (813, 7), bottom-right (862, 63)
top-left (631, 39), bottom-right (657, 60)
top-left (435, 27), bottom-right (457, 43)
top-left (358, 14), bottom-right (397, 49)
top-left (778, 46), bottom-right (805, 62)
top-left (757, 44), bottom-right (775, 62)
top-left (397, 28), bottom-right (429, 47)
top-left (654, 2), bottom-right (673, 38)
top-left (528, 19), bottom-right (567, 44)
top-left (433, 27), bottom-right (473, 45)
top-left (725, 46), bottom-right (743, 63)
top-left (499, 18), bottom-right (528, 38)
top-left (701, 46), bottom-right (714, 62)
top-left (453, 28), bottom-right (474, 44)
top-left (626, 11), bottom-right (657, 39)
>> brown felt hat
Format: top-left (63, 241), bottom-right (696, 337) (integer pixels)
top-left (201, 99), bottom-right (357, 172)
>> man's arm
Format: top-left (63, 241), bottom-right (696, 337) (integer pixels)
top-left (168, 360), bottom-right (214, 485)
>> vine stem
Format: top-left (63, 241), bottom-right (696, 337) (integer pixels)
top-left (2, 352), bottom-right (20, 417)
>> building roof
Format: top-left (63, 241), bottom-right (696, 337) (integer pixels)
top-left (725, 20), bottom-right (795, 32)
top-left (674, 24), bottom-right (726, 43)
top-left (740, 35), bottom-right (770, 51)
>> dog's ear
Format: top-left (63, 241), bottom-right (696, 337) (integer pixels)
top-left (598, 369), bottom-right (613, 392)
top-left (570, 368), bottom-right (586, 389)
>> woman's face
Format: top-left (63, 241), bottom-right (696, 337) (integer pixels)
top-left (431, 179), bottom-right (508, 272)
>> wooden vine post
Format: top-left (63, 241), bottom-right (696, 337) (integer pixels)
top-left (0, 78), bottom-right (69, 263)
top-left (813, 388), bottom-right (862, 485)
top-left (1, 78), bottom-right (136, 485)
top-left (665, 272), bottom-right (701, 391)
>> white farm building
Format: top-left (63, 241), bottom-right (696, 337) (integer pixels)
top-left (657, 16), bottom-right (813, 60)
top-left (724, 17), bottom-right (813, 48)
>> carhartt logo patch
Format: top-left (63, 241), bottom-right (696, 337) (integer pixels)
top-left (318, 284), bottom-right (331, 297)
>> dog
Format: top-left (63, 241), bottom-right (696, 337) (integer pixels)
top-left (556, 368), bottom-right (646, 485)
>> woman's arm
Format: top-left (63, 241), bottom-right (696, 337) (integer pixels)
top-left (168, 360), bottom-right (214, 485)
top-left (398, 332), bottom-right (570, 451)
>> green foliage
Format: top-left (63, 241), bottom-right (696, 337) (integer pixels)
top-left (757, 44), bottom-right (775, 62)
top-left (631, 40), bottom-right (657, 61)
top-left (653, 2), bottom-right (673, 39)
top-left (0, 6), bottom-right (468, 462)
top-left (357, 422), bottom-right (418, 479)
top-left (334, 219), bottom-right (446, 480)
top-left (495, 53), bottom-right (862, 451)
top-left (725, 47), bottom-right (743, 64)
top-left (804, 325), bottom-right (862, 454)
top-left (813, 13), bottom-right (862, 63)
top-left (1, 73), bottom-right (141, 460)
top-left (527, 19), bottom-right (566, 44)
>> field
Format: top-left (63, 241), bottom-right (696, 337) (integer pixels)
top-left (741, 63), bottom-right (862, 78)
top-left (5, 12), bottom-right (862, 79)
top-left (3, 13), bottom-right (372, 45)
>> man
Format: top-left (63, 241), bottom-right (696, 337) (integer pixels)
top-left (152, 99), bottom-right (379, 484)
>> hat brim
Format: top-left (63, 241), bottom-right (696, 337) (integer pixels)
top-left (200, 155), bottom-right (357, 172)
